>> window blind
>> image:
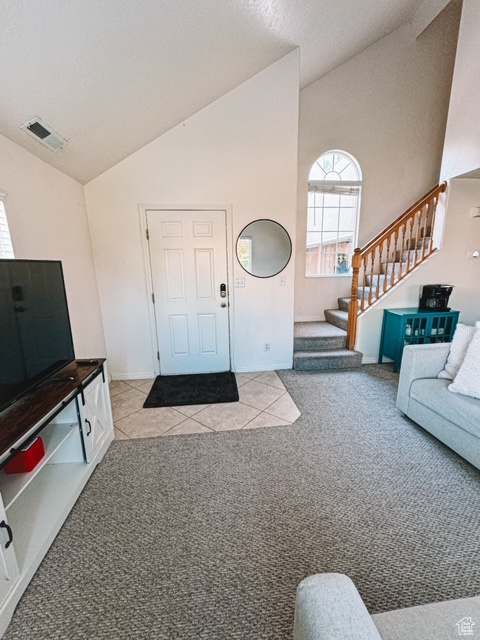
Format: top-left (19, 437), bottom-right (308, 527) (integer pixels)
top-left (308, 183), bottom-right (361, 196)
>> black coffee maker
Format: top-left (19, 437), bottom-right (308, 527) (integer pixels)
top-left (419, 284), bottom-right (454, 312)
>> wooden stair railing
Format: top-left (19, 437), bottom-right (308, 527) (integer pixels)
top-left (347, 182), bottom-right (447, 350)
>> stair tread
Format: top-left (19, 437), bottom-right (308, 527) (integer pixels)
top-left (324, 308), bottom-right (349, 331)
top-left (294, 321), bottom-right (346, 338)
top-left (324, 309), bottom-right (348, 318)
top-left (338, 297), bottom-right (361, 312)
top-left (294, 349), bottom-right (361, 358)
top-left (294, 348), bottom-right (363, 370)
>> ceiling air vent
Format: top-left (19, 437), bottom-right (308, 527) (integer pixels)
top-left (20, 117), bottom-right (67, 152)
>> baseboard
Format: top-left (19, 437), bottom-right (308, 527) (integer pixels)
top-left (111, 372), bottom-right (156, 381)
top-left (361, 355), bottom-right (393, 365)
top-left (113, 362), bottom-right (296, 379)
top-left (235, 363), bottom-right (292, 373)
top-left (294, 315), bottom-right (324, 322)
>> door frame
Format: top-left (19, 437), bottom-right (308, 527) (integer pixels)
top-left (139, 203), bottom-right (236, 376)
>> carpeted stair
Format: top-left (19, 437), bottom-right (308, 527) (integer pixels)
top-left (295, 253), bottom-right (416, 373)
top-left (293, 236), bottom-right (433, 372)
top-left (294, 299), bottom-right (363, 371)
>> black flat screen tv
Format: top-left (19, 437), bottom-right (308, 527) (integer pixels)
top-left (0, 259), bottom-right (75, 413)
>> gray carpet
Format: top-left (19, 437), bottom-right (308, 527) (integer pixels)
top-left (4, 365), bottom-right (480, 639)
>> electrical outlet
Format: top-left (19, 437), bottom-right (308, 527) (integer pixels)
top-left (264, 342), bottom-right (270, 351)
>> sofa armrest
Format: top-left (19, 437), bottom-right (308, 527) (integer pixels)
top-left (293, 574), bottom-right (383, 640)
top-left (396, 343), bottom-right (451, 414)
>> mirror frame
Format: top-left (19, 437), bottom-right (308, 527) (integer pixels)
top-left (236, 219), bottom-right (292, 278)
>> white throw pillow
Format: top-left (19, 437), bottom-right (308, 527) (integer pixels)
top-left (448, 327), bottom-right (480, 399)
top-left (438, 323), bottom-right (477, 380)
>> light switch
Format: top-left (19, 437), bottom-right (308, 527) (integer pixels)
top-left (235, 277), bottom-right (245, 287)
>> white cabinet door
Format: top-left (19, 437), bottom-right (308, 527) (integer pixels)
top-left (0, 496), bottom-right (19, 607)
top-left (79, 370), bottom-right (114, 463)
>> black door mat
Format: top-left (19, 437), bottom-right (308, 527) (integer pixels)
top-left (143, 371), bottom-right (239, 408)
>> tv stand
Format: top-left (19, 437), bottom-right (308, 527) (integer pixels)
top-left (0, 359), bottom-right (114, 638)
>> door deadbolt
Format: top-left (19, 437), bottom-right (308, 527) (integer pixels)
top-left (220, 283), bottom-right (226, 298)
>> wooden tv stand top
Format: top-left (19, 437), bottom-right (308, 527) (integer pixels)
top-left (0, 359), bottom-right (106, 464)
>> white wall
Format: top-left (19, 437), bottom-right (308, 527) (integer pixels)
top-left (358, 0), bottom-right (480, 363)
top-left (441, 0), bottom-right (480, 180)
top-left (85, 52), bottom-right (299, 379)
top-left (295, 1), bottom-right (461, 323)
top-left (358, 178), bottom-right (480, 361)
top-left (0, 133), bottom-right (106, 358)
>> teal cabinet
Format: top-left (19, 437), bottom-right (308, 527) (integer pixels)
top-left (379, 308), bottom-right (459, 372)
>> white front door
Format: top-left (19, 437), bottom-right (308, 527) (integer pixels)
top-left (146, 209), bottom-right (230, 375)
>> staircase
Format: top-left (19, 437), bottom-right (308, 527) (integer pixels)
top-left (348, 182), bottom-right (446, 349)
top-left (294, 182), bottom-right (447, 371)
top-left (293, 298), bottom-right (362, 371)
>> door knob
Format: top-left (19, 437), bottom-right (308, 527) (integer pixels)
top-left (221, 302), bottom-right (227, 308)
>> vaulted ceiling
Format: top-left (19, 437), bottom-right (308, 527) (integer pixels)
top-left (0, 0), bottom-right (446, 184)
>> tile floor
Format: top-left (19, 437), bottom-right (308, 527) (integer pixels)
top-left (110, 371), bottom-right (301, 440)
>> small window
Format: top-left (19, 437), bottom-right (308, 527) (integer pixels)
top-left (0, 198), bottom-right (14, 258)
top-left (306, 150), bottom-right (362, 277)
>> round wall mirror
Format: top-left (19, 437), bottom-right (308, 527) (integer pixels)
top-left (236, 219), bottom-right (292, 278)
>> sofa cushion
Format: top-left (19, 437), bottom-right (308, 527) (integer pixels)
top-left (372, 594), bottom-right (480, 640)
top-left (437, 323), bottom-right (477, 380)
top-left (449, 326), bottom-right (480, 400)
top-left (410, 378), bottom-right (480, 439)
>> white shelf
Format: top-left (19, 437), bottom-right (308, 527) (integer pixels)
top-left (6, 461), bottom-right (92, 572)
top-left (0, 423), bottom-right (78, 511)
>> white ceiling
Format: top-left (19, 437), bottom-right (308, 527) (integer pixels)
top-left (0, 0), bottom-right (438, 184)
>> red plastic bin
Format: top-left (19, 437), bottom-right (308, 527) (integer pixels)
top-left (5, 437), bottom-right (45, 474)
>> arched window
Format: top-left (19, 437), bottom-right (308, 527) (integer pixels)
top-left (306, 150), bottom-right (362, 277)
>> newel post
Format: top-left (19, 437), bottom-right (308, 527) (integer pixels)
top-left (347, 249), bottom-right (362, 350)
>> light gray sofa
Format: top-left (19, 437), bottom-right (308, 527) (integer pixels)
top-left (293, 573), bottom-right (480, 640)
top-left (396, 342), bottom-right (480, 471)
